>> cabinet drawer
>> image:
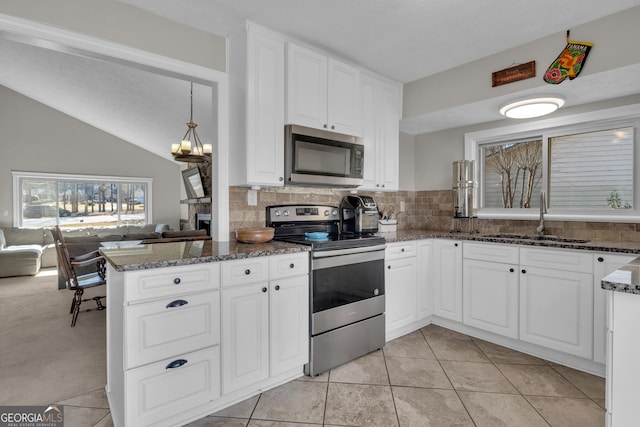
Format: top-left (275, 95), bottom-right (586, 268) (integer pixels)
top-left (124, 263), bottom-right (220, 303)
top-left (463, 242), bottom-right (519, 264)
top-left (520, 247), bottom-right (592, 273)
top-left (222, 257), bottom-right (269, 287)
top-left (125, 290), bottom-right (220, 369)
top-left (269, 252), bottom-right (309, 279)
top-left (385, 241), bottom-right (416, 260)
top-left (125, 346), bottom-right (220, 427)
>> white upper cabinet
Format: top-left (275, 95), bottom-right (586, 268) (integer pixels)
top-left (359, 73), bottom-right (401, 191)
top-left (286, 42), bottom-right (362, 136)
top-left (229, 23), bottom-right (286, 187)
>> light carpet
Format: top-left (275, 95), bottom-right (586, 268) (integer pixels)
top-left (0, 268), bottom-right (106, 405)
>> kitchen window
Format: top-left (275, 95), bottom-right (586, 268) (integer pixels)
top-left (12, 171), bottom-right (152, 228)
top-left (465, 104), bottom-right (640, 222)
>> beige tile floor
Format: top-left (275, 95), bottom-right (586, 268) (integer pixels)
top-left (61, 324), bottom-right (606, 426)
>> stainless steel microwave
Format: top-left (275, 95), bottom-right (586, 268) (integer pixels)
top-left (285, 124), bottom-right (364, 187)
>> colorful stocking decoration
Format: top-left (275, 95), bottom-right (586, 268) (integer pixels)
top-left (544, 34), bottom-right (593, 85)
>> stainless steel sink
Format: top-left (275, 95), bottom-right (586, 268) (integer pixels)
top-left (482, 234), bottom-right (590, 244)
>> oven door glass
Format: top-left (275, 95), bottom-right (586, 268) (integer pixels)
top-left (311, 250), bottom-right (384, 313)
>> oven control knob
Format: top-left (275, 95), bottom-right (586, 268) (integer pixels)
top-left (283, 210), bottom-right (290, 216)
top-left (374, 288), bottom-right (379, 296)
top-left (274, 210), bottom-right (281, 217)
top-left (332, 209), bottom-right (338, 217)
top-left (324, 210), bottom-right (329, 216)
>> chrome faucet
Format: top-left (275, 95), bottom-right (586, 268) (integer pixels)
top-left (536, 190), bottom-right (548, 236)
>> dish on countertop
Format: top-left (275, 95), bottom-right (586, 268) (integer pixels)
top-left (236, 227), bottom-right (275, 243)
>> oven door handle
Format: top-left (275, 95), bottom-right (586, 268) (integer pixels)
top-left (312, 244), bottom-right (387, 258)
top-left (312, 247), bottom-right (385, 270)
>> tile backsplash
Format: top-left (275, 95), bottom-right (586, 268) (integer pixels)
top-left (228, 186), bottom-right (640, 243)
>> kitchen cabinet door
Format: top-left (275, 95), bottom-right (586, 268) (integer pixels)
top-left (385, 255), bottom-right (417, 335)
top-left (125, 346), bottom-right (220, 427)
top-left (245, 29), bottom-right (285, 186)
top-left (222, 282), bottom-right (270, 394)
top-left (286, 42), bottom-right (361, 135)
top-left (463, 259), bottom-right (519, 339)
top-left (327, 57), bottom-right (361, 136)
top-left (286, 42), bottom-right (327, 130)
top-left (124, 290), bottom-right (220, 370)
top-left (433, 239), bottom-right (463, 322)
top-left (359, 73), bottom-right (401, 191)
top-left (608, 290), bottom-right (640, 427)
top-left (519, 266), bottom-right (593, 358)
top-left (270, 274), bottom-right (309, 377)
top-left (228, 23), bottom-right (286, 187)
top-left (416, 240), bottom-right (434, 320)
top-left (593, 253), bottom-right (636, 364)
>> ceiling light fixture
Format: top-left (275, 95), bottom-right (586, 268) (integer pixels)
top-left (171, 82), bottom-right (212, 163)
top-left (499, 96), bottom-right (565, 119)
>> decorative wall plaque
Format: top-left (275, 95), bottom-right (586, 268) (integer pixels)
top-left (492, 61), bottom-right (536, 87)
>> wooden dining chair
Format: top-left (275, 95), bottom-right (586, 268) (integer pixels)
top-left (52, 226), bottom-right (106, 327)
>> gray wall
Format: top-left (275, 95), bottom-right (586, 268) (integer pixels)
top-left (0, 0), bottom-right (227, 73)
top-left (0, 85), bottom-right (181, 229)
top-left (398, 132), bottom-right (416, 191)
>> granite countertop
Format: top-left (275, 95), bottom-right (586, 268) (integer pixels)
top-left (380, 229), bottom-right (640, 254)
top-left (101, 229), bottom-right (640, 296)
top-left (100, 239), bottom-right (310, 272)
top-left (382, 229), bottom-right (640, 295)
top-left (601, 258), bottom-right (640, 295)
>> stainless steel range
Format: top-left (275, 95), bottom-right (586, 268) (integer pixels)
top-left (266, 204), bottom-right (386, 376)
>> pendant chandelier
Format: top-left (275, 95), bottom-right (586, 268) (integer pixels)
top-left (171, 82), bottom-right (212, 163)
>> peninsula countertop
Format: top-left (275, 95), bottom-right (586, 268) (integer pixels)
top-left (100, 239), bottom-right (310, 272)
top-left (601, 257), bottom-right (640, 295)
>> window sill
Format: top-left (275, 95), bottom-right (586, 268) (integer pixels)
top-left (478, 210), bottom-right (640, 223)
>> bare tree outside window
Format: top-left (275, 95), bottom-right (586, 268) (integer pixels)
top-left (482, 139), bottom-right (542, 209)
top-left (479, 126), bottom-right (633, 212)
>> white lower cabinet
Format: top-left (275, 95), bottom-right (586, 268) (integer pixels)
top-left (593, 253), bottom-right (636, 364)
top-left (433, 239), bottom-right (463, 322)
top-left (519, 248), bottom-right (593, 359)
top-left (221, 280), bottom-right (270, 393)
top-left (462, 242), bottom-right (519, 339)
top-left (124, 291), bottom-right (220, 369)
top-left (107, 252), bottom-right (309, 427)
top-left (385, 241), bottom-right (417, 335)
top-left (106, 263), bottom-right (221, 427)
top-left (221, 253), bottom-right (309, 395)
top-left (269, 274), bottom-right (309, 377)
top-left (416, 240), bottom-right (434, 320)
top-left (607, 290), bottom-right (640, 427)
top-left (125, 346), bottom-right (220, 427)
top-left (462, 252), bottom-right (519, 339)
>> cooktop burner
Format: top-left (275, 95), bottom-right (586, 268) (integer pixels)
top-left (266, 204), bottom-right (385, 251)
top-left (278, 232), bottom-right (385, 251)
